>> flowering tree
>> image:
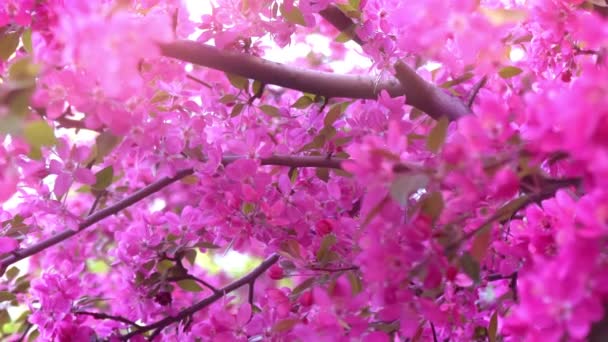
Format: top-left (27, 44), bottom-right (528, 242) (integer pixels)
top-left (1, 0), bottom-right (608, 340)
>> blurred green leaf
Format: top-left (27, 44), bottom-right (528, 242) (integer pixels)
top-left (292, 95), bottom-right (314, 109)
top-left (488, 311), bottom-right (498, 342)
top-left (259, 104), bottom-right (280, 117)
top-left (390, 173), bottom-right (429, 206)
top-left (316, 234), bottom-right (337, 263)
top-left (226, 73), bottom-right (249, 91)
top-left (0, 291), bottom-right (16, 302)
top-left (280, 4), bottom-right (306, 25)
top-left (86, 259), bottom-right (110, 274)
top-left (470, 225), bottom-right (492, 263)
top-left (459, 252), bottom-right (481, 284)
top-left (177, 279), bottom-right (203, 292)
top-left (23, 120), bottom-right (55, 147)
top-left (92, 166), bottom-right (114, 191)
top-left (290, 277), bottom-right (316, 297)
top-left (0, 30), bottom-right (20, 61)
top-left (420, 191), bottom-right (444, 221)
top-left (427, 116), bottom-right (449, 153)
top-left (21, 29), bottom-right (32, 54)
top-left (324, 102), bottom-right (350, 127)
top-left (347, 271), bottom-right (363, 295)
top-left (9, 58), bottom-right (39, 82)
top-left (231, 103), bottom-right (245, 117)
top-left (498, 66), bottom-right (523, 79)
top-left (271, 318), bottom-right (299, 333)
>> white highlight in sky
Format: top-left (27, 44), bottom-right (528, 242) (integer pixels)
top-left (510, 46), bottom-right (526, 62)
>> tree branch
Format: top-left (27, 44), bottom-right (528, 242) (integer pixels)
top-left (159, 41), bottom-right (470, 121)
top-left (0, 156), bottom-right (347, 275)
top-left (74, 310), bottom-right (142, 328)
top-left (121, 253), bottom-right (280, 340)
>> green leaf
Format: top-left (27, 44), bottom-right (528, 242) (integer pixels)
top-left (494, 196), bottom-right (530, 222)
top-left (21, 29), bottom-right (32, 54)
top-left (292, 95), bottom-right (314, 109)
top-left (390, 173), bottom-right (429, 206)
top-left (23, 120), bottom-right (55, 159)
top-left (271, 318), bottom-right (299, 333)
top-left (92, 166), bottom-right (114, 191)
top-left (498, 66), bottom-right (523, 79)
top-left (480, 7), bottom-right (528, 25)
top-left (288, 167), bottom-right (298, 183)
top-left (427, 116), bottom-right (449, 153)
top-left (459, 252), bottom-right (481, 284)
top-left (177, 279), bottom-right (203, 292)
top-left (316, 234), bottom-right (337, 263)
top-left (242, 202), bottom-right (256, 214)
top-left (280, 4), bottom-right (306, 26)
top-left (157, 260), bottom-right (174, 273)
top-left (226, 73), bottom-right (249, 91)
top-left (91, 131), bottom-right (122, 164)
top-left (220, 94), bottom-right (238, 104)
top-left (28, 329), bottom-right (40, 342)
top-left (470, 225), bottom-right (492, 263)
top-left (323, 102), bottom-right (349, 127)
top-left (180, 174), bottom-right (199, 185)
top-left (86, 259), bottom-right (110, 274)
top-left (5, 267), bottom-right (19, 281)
top-left (9, 57), bottom-right (39, 82)
top-left (336, 3), bottom-right (361, 19)
top-left (259, 104), bottom-right (280, 117)
top-left (150, 90), bottom-right (171, 104)
top-left (252, 80), bottom-right (264, 96)
top-left (0, 30), bottom-right (20, 61)
top-left (0, 309), bottom-right (9, 326)
top-left (184, 249), bottom-right (197, 266)
top-left (488, 311), bottom-right (498, 342)
top-left (231, 103), bottom-right (245, 117)
top-left (280, 239), bottom-right (303, 260)
top-left (420, 191), bottom-right (444, 221)
top-left (291, 277), bottom-right (316, 296)
top-left (440, 72), bottom-right (474, 88)
top-left (315, 167), bottom-right (329, 182)
top-left (0, 291), bottom-right (16, 302)
top-left (197, 241), bottom-right (221, 249)
top-left (347, 271), bottom-right (363, 295)
top-left (23, 120), bottom-right (56, 148)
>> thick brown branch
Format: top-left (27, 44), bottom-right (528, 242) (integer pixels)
top-left (393, 61), bottom-right (470, 121)
top-left (159, 41), bottom-right (470, 121)
top-left (121, 254), bottom-right (280, 340)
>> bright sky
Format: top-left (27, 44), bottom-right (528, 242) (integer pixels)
top-left (183, 0), bottom-right (373, 73)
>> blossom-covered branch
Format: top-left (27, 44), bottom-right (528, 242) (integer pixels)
top-left (121, 253), bottom-right (280, 340)
top-left (159, 42), bottom-right (469, 121)
top-left (0, 155), bottom-right (346, 274)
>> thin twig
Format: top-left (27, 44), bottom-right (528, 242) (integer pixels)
top-left (186, 74), bottom-right (213, 89)
top-left (309, 265), bottom-right (359, 272)
top-left (466, 75), bottom-right (487, 108)
top-left (430, 321), bottom-right (439, 342)
top-left (121, 254), bottom-right (280, 340)
top-left (16, 323), bottom-right (32, 342)
top-left (74, 310), bottom-right (142, 328)
top-left (167, 275), bottom-right (219, 293)
top-left (87, 191), bottom-right (105, 216)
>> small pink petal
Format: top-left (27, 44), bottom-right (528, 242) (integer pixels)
top-left (0, 237), bottom-right (19, 254)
